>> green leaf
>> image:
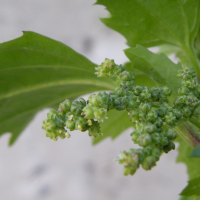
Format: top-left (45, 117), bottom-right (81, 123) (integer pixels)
top-left (96, 0), bottom-right (200, 78)
top-left (180, 176), bottom-right (200, 197)
top-left (93, 109), bottom-right (132, 144)
top-left (124, 45), bottom-right (182, 100)
top-left (190, 144), bottom-right (200, 158)
top-left (96, 0), bottom-right (200, 48)
top-left (0, 31), bottom-right (115, 145)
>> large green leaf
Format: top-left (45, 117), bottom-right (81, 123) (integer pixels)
top-left (180, 176), bottom-right (200, 197)
top-left (0, 31), bottom-right (115, 145)
top-left (96, 0), bottom-right (200, 78)
top-left (124, 45), bottom-right (182, 100)
top-left (96, 0), bottom-right (200, 48)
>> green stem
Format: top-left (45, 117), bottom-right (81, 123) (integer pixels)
top-left (174, 123), bottom-right (200, 148)
top-left (189, 117), bottom-right (200, 130)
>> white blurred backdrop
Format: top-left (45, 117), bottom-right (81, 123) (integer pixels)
top-left (0, 0), bottom-right (188, 199)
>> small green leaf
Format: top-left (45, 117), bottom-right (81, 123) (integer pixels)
top-left (0, 31), bottom-right (115, 145)
top-left (124, 45), bottom-right (182, 100)
top-left (180, 176), bottom-right (200, 197)
top-left (190, 144), bottom-right (200, 158)
top-left (93, 109), bottom-right (132, 144)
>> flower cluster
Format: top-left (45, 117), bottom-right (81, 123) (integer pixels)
top-left (42, 59), bottom-right (200, 175)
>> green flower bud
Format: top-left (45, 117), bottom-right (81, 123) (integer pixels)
top-left (177, 69), bottom-right (196, 80)
top-left (164, 128), bottom-right (177, 140)
top-left (157, 106), bottom-right (167, 117)
top-left (114, 64), bottom-right (127, 75)
top-left (163, 142), bottom-right (175, 153)
top-left (178, 87), bottom-right (190, 95)
top-left (120, 81), bottom-right (135, 91)
top-left (147, 109), bottom-right (158, 122)
top-left (137, 133), bottom-right (152, 147)
top-left (182, 107), bottom-right (192, 118)
top-left (116, 88), bottom-right (127, 97)
top-left (129, 110), bottom-right (139, 122)
top-left (79, 98), bottom-right (86, 107)
top-left (47, 110), bottom-right (57, 119)
top-left (59, 99), bottom-right (72, 113)
top-left (142, 156), bottom-right (157, 170)
top-left (173, 109), bottom-right (182, 119)
top-left (151, 132), bottom-right (161, 146)
top-left (144, 122), bottom-right (156, 134)
top-left (88, 121), bottom-right (102, 137)
top-left (182, 79), bottom-right (197, 89)
top-left (65, 120), bottom-right (76, 131)
top-left (89, 94), bottom-right (101, 107)
top-left (154, 117), bottom-right (163, 128)
top-left (136, 123), bottom-right (144, 131)
top-left (185, 95), bottom-right (198, 107)
top-left (134, 85), bottom-right (144, 95)
top-left (143, 146), bottom-right (153, 157)
top-left (118, 71), bottom-right (135, 82)
top-left (123, 166), bottom-right (137, 176)
top-left (164, 112), bottom-right (177, 125)
top-left (65, 132), bottom-right (71, 138)
top-left (138, 110), bottom-right (146, 121)
top-left (93, 107), bottom-right (107, 122)
top-left (70, 101), bottom-right (84, 115)
top-left (114, 97), bottom-right (127, 111)
top-left (130, 131), bottom-right (140, 142)
top-left (95, 58), bottom-right (116, 78)
top-left (162, 86), bottom-right (172, 96)
top-left (151, 148), bottom-right (161, 161)
top-left (160, 136), bottom-right (169, 146)
top-left (139, 103), bottom-right (152, 113)
top-left (126, 100), bottom-right (138, 111)
top-left (140, 88), bottom-right (151, 101)
top-left (75, 117), bottom-right (88, 131)
top-left (83, 105), bottom-right (94, 119)
top-left (151, 87), bottom-right (160, 100)
top-left (159, 92), bottom-right (168, 102)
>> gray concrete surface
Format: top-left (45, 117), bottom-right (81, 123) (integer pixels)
top-left (0, 0), bottom-right (188, 199)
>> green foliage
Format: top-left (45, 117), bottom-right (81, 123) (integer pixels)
top-left (96, 0), bottom-right (200, 48)
top-left (1, 0), bottom-right (200, 198)
top-left (96, 0), bottom-right (200, 77)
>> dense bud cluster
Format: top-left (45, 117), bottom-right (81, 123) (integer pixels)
top-left (42, 59), bottom-right (200, 176)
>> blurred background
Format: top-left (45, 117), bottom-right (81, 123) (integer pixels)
top-left (0, 0), bottom-right (188, 199)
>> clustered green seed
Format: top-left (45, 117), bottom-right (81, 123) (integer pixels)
top-left (42, 59), bottom-right (200, 176)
